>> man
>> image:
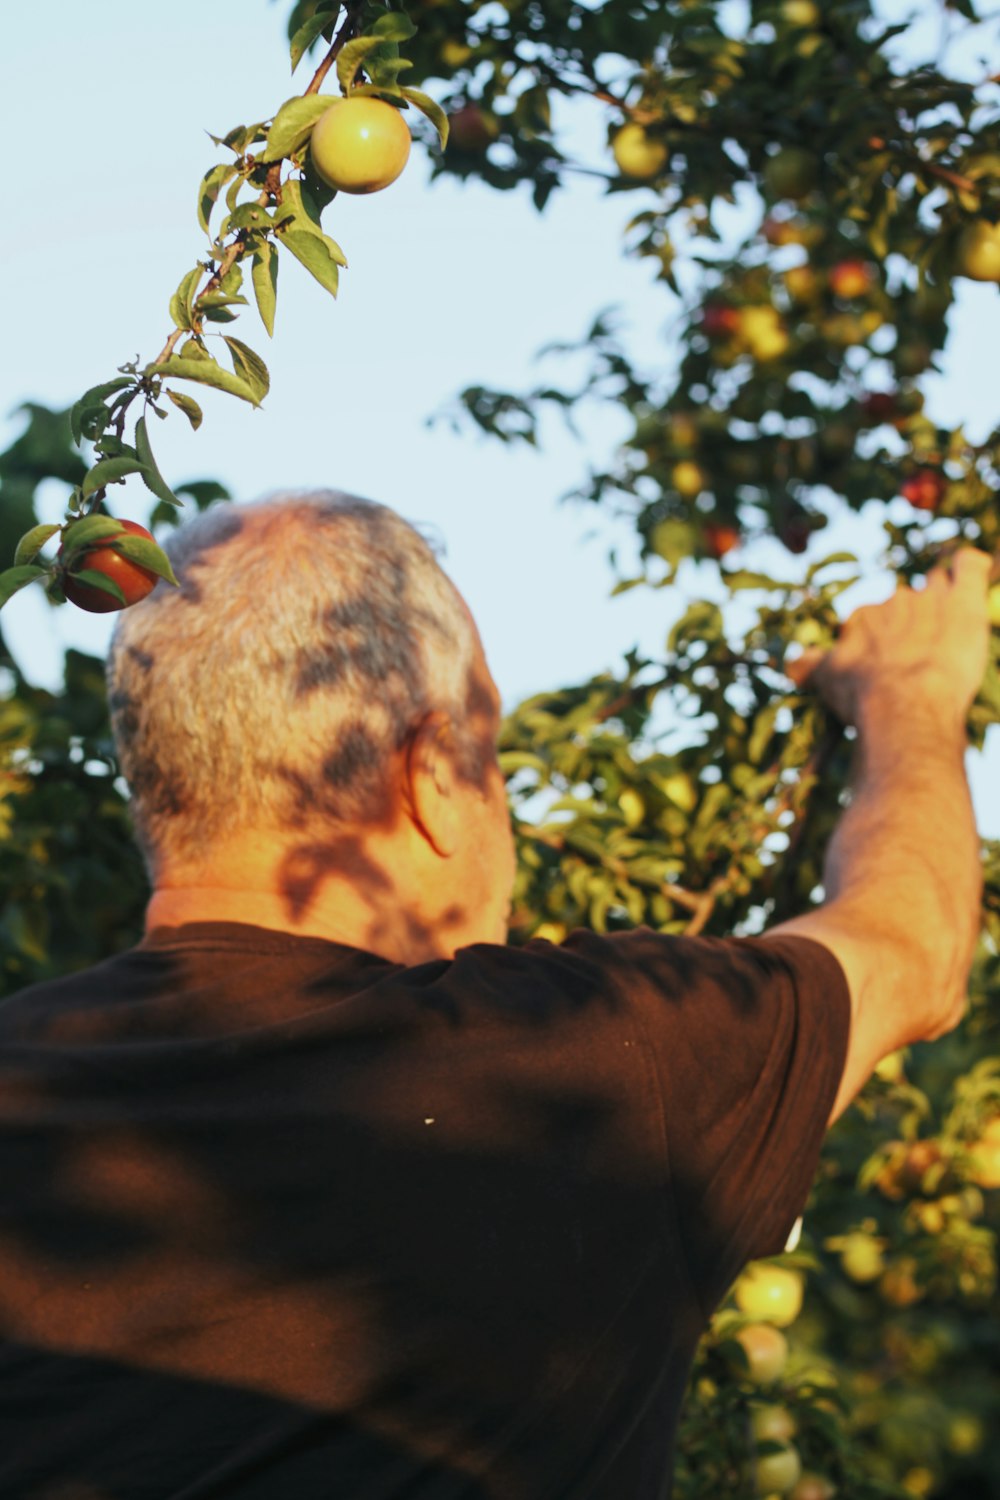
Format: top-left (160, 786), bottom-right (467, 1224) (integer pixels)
top-left (0, 491), bottom-right (990, 1499)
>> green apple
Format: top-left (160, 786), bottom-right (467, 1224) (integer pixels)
top-left (763, 148), bottom-right (820, 202)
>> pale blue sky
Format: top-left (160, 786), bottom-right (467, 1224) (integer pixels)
top-left (1, 0), bottom-right (998, 833)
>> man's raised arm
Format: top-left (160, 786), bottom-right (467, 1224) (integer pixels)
top-left (760, 547), bottom-right (991, 1124)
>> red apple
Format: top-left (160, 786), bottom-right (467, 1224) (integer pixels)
top-left (704, 521), bottom-right (742, 559)
top-left (779, 518), bottom-right (812, 554)
top-left (701, 303), bottom-right (741, 338)
top-left (829, 259), bottom-right (874, 299)
top-left (900, 468), bottom-right (946, 512)
top-left (448, 104), bottom-right (501, 153)
top-left (858, 390), bottom-right (899, 426)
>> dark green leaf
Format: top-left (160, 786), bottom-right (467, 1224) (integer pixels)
top-left (290, 4), bottom-right (338, 73)
top-left (69, 378), bottom-right (133, 445)
top-left (222, 337), bottom-right (270, 402)
top-left (65, 567), bottom-right (127, 605)
top-left (134, 415), bottom-right (181, 508)
top-left (108, 534), bottom-right (179, 586)
top-left (251, 242), bottom-right (278, 337)
top-left (146, 355), bottom-right (260, 407)
top-left (0, 564), bottom-right (47, 609)
top-left (400, 88), bottom-right (449, 149)
top-left (60, 515), bottom-right (128, 559)
top-left (81, 456), bottom-right (146, 497)
top-left (13, 523), bottom-right (61, 566)
top-left (175, 479), bottom-right (230, 508)
top-left (263, 95), bottom-right (333, 161)
top-left (166, 390), bottom-right (204, 430)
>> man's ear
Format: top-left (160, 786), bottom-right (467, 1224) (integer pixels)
top-left (403, 711), bottom-right (460, 858)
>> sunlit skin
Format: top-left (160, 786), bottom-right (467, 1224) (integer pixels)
top-left (144, 628), bottom-right (518, 966)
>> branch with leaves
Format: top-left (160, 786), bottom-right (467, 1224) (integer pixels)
top-left (0, 2), bottom-right (448, 618)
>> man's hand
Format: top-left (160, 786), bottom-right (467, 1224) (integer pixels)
top-left (786, 547), bottom-right (993, 733)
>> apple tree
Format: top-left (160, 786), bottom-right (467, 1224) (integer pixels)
top-left (3, 2), bottom-right (1000, 1497)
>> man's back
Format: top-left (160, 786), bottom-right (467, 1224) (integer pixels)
top-left (0, 920), bottom-right (848, 1500)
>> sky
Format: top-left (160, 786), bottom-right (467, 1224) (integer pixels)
top-left (1, 0), bottom-right (998, 834)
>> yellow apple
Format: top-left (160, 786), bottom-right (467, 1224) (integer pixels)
top-left (735, 1264), bottom-right (804, 1327)
top-left (954, 220), bottom-right (1000, 283)
top-left (752, 1444), bottom-right (802, 1496)
top-left (672, 460), bottom-right (707, 498)
top-left (782, 0), bottom-right (821, 24)
top-left (738, 305), bottom-right (790, 361)
top-left (310, 97), bottom-right (411, 194)
top-left (733, 1323), bottom-right (789, 1384)
top-left (612, 124), bottom-right (669, 180)
top-left (839, 1231), bottom-right (884, 1284)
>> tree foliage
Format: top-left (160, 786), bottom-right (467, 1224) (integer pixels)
top-left (3, 2), bottom-right (1000, 1496)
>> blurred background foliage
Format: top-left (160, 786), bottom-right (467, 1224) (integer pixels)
top-left (4, 1), bottom-right (1000, 1496)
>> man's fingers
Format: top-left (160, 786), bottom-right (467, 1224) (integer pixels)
top-left (929, 545), bottom-right (992, 590)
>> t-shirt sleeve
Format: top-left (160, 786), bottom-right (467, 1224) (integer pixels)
top-left (558, 926), bottom-right (851, 1318)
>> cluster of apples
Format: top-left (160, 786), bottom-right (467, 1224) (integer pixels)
top-left (724, 1262), bottom-right (836, 1497)
top-left (700, 300), bottom-right (791, 363)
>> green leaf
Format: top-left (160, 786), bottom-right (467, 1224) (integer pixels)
top-left (169, 266), bottom-right (203, 331)
top-left (107, 533), bottom-right (179, 586)
top-left (69, 378), bottom-right (133, 444)
top-left (166, 389), bottom-right (204, 430)
top-left (147, 355), bottom-right (260, 407)
top-left (748, 702), bottom-right (781, 766)
top-left (221, 202), bottom-right (273, 235)
top-left (251, 242), bottom-right (278, 337)
top-left (371, 11), bottom-right (416, 42)
top-left (135, 415), bottom-right (181, 508)
top-left (81, 456), bottom-right (147, 497)
top-left (278, 180), bottom-right (347, 265)
top-left (197, 162), bottom-right (237, 234)
top-left (400, 88), bottom-right (449, 149)
top-left (805, 551), bottom-right (860, 583)
top-left (264, 95), bottom-right (333, 161)
top-left (0, 564), bottom-right (47, 609)
top-left (336, 36), bottom-right (383, 94)
top-left (279, 228), bottom-right (341, 297)
top-left (722, 569), bottom-right (787, 592)
top-left (290, 4), bottom-right (338, 73)
top-left (60, 515), bottom-right (128, 559)
top-left (196, 291), bottom-right (248, 310)
top-left (365, 58), bottom-right (413, 89)
top-left (65, 567), bottom-right (127, 605)
top-left (14, 523), bottom-right (61, 566)
top-left (222, 337), bottom-right (270, 402)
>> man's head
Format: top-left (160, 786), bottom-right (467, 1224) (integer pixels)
top-left (106, 491), bottom-right (516, 959)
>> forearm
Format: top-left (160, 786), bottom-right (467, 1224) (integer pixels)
top-left (821, 704), bottom-right (983, 1010)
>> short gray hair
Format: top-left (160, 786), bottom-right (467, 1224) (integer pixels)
top-left (106, 491), bottom-right (488, 877)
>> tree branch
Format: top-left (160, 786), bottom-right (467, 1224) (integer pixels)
top-left (305, 3), bottom-right (364, 96)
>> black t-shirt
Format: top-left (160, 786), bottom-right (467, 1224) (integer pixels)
top-left (0, 922), bottom-right (849, 1500)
